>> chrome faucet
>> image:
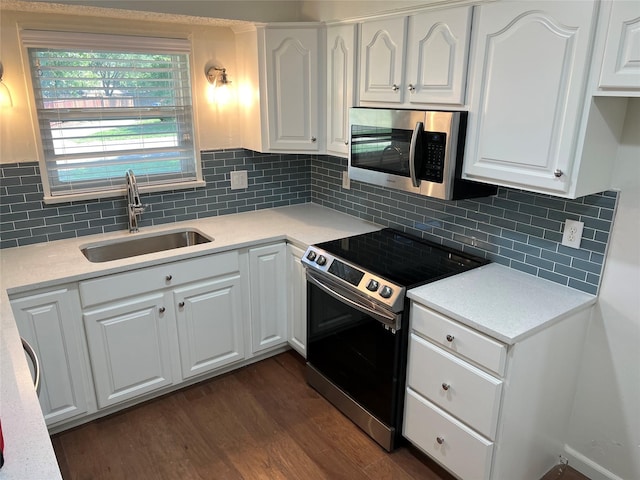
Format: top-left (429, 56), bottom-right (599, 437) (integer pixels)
top-left (126, 170), bottom-right (145, 233)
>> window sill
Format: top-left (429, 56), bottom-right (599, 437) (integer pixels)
top-left (42, 180), bottom-right (207, 205)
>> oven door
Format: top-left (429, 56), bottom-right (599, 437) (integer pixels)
top-left (306, 270), bottom-right (407, 435)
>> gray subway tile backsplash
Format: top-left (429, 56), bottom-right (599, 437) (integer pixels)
top-left (311, 155), bottom-right (618, 295)
top-left (0, 150), bottom-right (619, 295)
top-left (0, 149), bottom-right (311, 249)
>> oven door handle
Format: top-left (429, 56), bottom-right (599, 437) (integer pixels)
top-left (307, 272), bottom-right (400, 330)
top-left (409, 121), bottom-right (423, 188)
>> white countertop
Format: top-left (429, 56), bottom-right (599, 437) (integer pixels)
top-left (407, 263), bottom-right (596, 345)
top-left (0, 203), bottom-right (380, 480)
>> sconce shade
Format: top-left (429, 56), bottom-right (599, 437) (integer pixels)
top-left (205, 65), bottom-right (232, 106)
top-left (207, 66), bottom-right (230, 86)
top-left (0, 62), bottom-right (13, 108)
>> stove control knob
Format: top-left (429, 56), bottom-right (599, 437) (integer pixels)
top-left (379, 286), bottom-right (393, 299)
top-left (306, 251), bottom-right (317, 262)
top-left (366, 279), bottom-right (379, 292)
top-left (316, 255), bottom-right (327, 266)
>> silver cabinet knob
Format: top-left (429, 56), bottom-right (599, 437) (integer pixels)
top-left (436, 436), bottom-right (445, 445)
top-left (165, 275), bottom-right (173, 281)
top-left (554, 169), bottom-right (563, 178)
top-left (178, 301), bottom-right (185, 308)
top-left (391, 84), bottom-right (399, 92)
top-left (311, 137), bottom-right (317, 142)
top-left (441, 383), bottom-right (450, 391)
top-left (446, 334), bottom-right (454, 342)
top-left (159, 306), bottom-right (166, 313)
top-left (408, 84), bottom-right (415, 92)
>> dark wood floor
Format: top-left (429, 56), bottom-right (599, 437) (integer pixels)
top-left (52, 351), bottom-right (589, 480)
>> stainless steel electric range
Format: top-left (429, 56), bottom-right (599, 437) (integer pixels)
top-left (302, 228), bottom-right (489, 451)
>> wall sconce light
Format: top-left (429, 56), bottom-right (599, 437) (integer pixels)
top-left (0, 62), bottom-right (14, 108)
top-left (206, 66), bottom-right (232, 105)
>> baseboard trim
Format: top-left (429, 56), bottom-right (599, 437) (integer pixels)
top-left (563, 445), bottom-right (625, 480)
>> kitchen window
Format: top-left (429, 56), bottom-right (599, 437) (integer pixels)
top-left (22, 30), bottom-right (203, 203)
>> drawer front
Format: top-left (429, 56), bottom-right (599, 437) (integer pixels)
top-left (404, 388), bottom-right (493, 480)
top-left (411, 302), bottom-right (507, 376)
top-left (80, 251), bottom-right (240, 307)
top-left (408, 333), bottom-right (502, 439)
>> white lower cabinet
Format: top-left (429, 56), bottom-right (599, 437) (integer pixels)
top-left (404, 389), bottom-right (494, 480)
top-left (286, 243), bottom-right (307, 357)
top-left (82, 292), bottom-right (177, 408)
top-left (405, 300), bottom-right (590, 480)
top-left (173, 274), bottom-right (244, 380)
top-left (248, 243), bottom-right (288, 354)
top-left (11, 241), bottom-right (303, 430)
top-left (80, 251), bottom-right (245, 408)
top-left (10, 285), bottom-right (94, 426)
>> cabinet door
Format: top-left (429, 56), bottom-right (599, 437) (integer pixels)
top-left (405, 6), bottom-right (472, 105)
top-left (174, 274), bottom-right (244, 380)
top-left (286, 244), bottom-right (307, 357)
top-left (249, 243), bottom-right (287, 354)
top-left (11, 286), bottom-right (91, 426)
top-left (464, 1), bottom-right (598, 194)
top-left (83, 293), bottom-right (176, 408)
top-left (359, 16), bottom-right (407, 103)
top-left (599, 0), bottom-right (640, 90)
top-left (404, 388), bottom-right (494, 480)
top-left (264, 27), bottom-right (319, 151)
top-left (327, 23), bottom-right (356, 156)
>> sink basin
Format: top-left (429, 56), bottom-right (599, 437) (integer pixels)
top-left (81, 230), bottom-right (213, 263)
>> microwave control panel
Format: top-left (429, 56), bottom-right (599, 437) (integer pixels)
top-left (421, 132), bottom-right (446, 183)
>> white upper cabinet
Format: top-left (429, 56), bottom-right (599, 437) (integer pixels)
top-left (236, 24), bottom-right (321, 153)
top-left (359, 16), bottom-right (407, 104)
top-left (326, 23), bottom-right (357, 156)
top-left (463, 1), bottom-right (600, 197)
top-left (405, 7), bottom-right (472, 105)
top-left (359, 6), bottom-right (472, 107)
top-left (261, 25), bottom-right (320, 152)
top-left (598, 0), bottom-right (640, 93)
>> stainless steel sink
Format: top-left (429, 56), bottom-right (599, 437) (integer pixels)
top-left (81, 230), bottom-right (213, 263)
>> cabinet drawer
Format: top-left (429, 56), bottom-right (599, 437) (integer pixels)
top-left (404, 388), bottom-right (493, 480)
top-left (80, 251), bottom-right (239, 308)
top-left (408, 333), bottom-right (502, 439)
top-left (411, 302), bottom-right (507, 376)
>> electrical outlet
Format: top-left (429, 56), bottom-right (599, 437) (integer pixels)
top-left (230, 170), bottom-right (248, 190)
top-left (561, 219), bottom-right (584, 249)
top-left (342, 170), bottom-right (350, 190)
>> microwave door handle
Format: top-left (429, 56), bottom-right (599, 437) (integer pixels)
top-left (409, 121), bottom-right (423, 188)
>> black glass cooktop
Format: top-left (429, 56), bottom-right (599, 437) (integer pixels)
top-left (316, 228), bottom-right (488, 288)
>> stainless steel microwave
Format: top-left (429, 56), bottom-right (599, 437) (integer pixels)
top-left (348, 107), bottom-right (496, 200)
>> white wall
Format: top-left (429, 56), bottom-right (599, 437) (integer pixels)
top-left (13, 0), bottom-right (303, 22)
top-left (565, 98), bottom-right (640, 480)
top-left (0, 7), bottom-right (241, 164)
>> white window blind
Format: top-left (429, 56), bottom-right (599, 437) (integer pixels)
top-left (22, 30), bottom-right (199, 199)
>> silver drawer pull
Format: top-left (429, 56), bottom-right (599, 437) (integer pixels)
top-left (178, 301), bottom-right (185, 308)
top-left (165, 275), bottom-right (173, 281)
top-left (436, 436), bottom-right (445, 445)
top-left (446, 334), bottom-right (454, 342)
top-left (441, 383), bottom-right (450, 391)
top-left (391, 84), bottom-right (399, 92)
top-left (159, 306), bottom-right (166, 313)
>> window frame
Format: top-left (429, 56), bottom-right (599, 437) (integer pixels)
top-left (20, 29), bottom-right (205, 204)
